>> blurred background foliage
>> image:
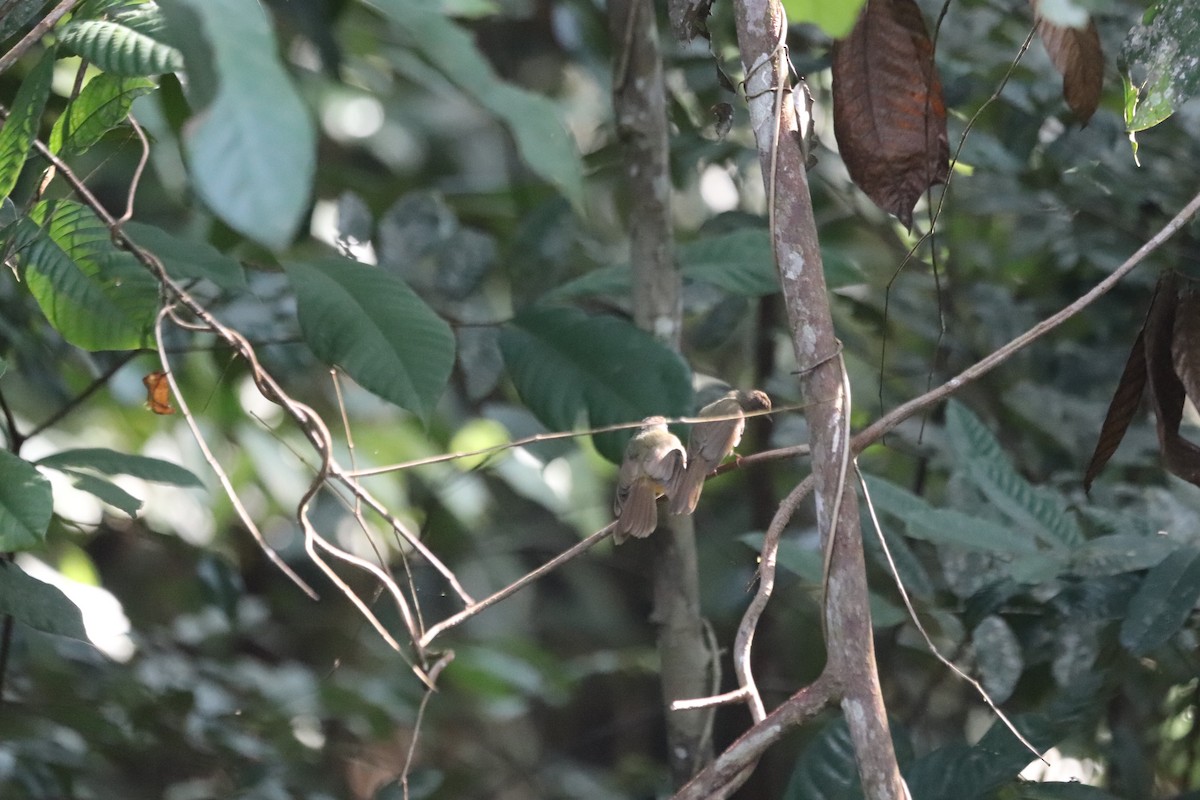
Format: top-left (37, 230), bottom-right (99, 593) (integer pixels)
top-left (0, 0), bottom-right (1199, 798)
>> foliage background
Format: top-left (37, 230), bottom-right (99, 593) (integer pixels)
top-left (0, 0), bottom-right (1198, 798)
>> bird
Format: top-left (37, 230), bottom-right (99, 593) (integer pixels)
top-left (670, 389), bottom-right (771, 516)
top-left (612, 416), bottom-right (686, 543)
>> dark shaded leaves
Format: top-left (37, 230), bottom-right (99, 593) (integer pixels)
top-left (1031, 0), bottom-right (1105, 122)
top-left (1086, 272), bottom-right (1200, 489)
top-left (831, 0), bottom-right (949, 229)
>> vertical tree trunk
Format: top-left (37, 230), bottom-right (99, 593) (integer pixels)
top-left (729, 1), bottom-right (906, 797)
top-left (608, 0), bottom-right (713, 785)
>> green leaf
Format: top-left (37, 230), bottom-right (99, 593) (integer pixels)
top-left (49, 74), bottom-right (157, 155)
top-left (679, 230), bottom-right (779, 296)
top-left (122, 220), bottom-right (247, 290)
top-left (8, 200), bottom-right (158, 350)
top-left (946, 401), bottom-right (1082, 548)
top-left (906, 508), bottom-right (1040, 556)
top-left (0, 0), bottom-right (47, 42)
top-left (285, 258), bottom-right (455, 421)
top-left (64, 471), bottom-right (143, 517)
top-left (1121, 0), bottom-right (1200, 131)
top-left (1069, 532), bottom-right (1179, 578)
top-left (0, 562), bottom-right (87, 641)
top-left (499, 306), bottom-right (693, 463)
top-left (972, 615), bottom-right (1022, 703)
top-left (782, 717), bottom-right (859, 800)
top-left (0, 47), bottom-right (55, 203)
top-left (1119, 546), bottom-right (1200, 655)
top-left (542, 264), bottom-right (631, 303)
top-left (37, 447), bottom-right (203, 487)
top-left (0, 450), bottom-right (53, 551)
top-left (365, 0), bottom-right (583, 210)
top-left (58, 19), bottom-right (183, 76)
top-left (173, 0), bottom-right (316, 250)
top-left (780, 0), bottom-right (867, 38)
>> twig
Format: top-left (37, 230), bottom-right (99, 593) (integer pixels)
top-left (419, 524), bottom-right (615, 648)
top-left (117, 115), bottom-right (150, 224)
top-left (0, 0), bottom-right (78, 77)
top-left (154, 308), bottom-right (320, 600)
top-left (25, 352), bottom-right (139, 440)
top-left (856, 462), bottom-right (1047, 764)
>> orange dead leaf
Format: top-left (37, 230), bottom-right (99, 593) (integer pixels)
top-left (142, 370), bottom-right (175, 415)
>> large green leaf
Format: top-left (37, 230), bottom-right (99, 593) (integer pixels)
top-left (0, 47), bottom-right (55, 203)
top-left (0, 450), bottom-right (53, 551)
top-left (122, 221), bottom-right (247, 290)
top-left (782, 717), bottom-right (860, 800)
top-left (37, 447), bottom-right (203, 487)
top-left (58, 19), bottom-right (183, 76)
top-left (0, 562), bottom-right (87, 641)
top-left (285, 258), bottom-right (455, 421)
top-left (9, 200), bottom-right (158, 350)
top-left (499, 306), bottom-right (693, 463)
top-left (1122, 0), bottom-right (1200, 131)
top-left (0, 0), bottom-right (47, 42)
top-left (972, 615), bottom-right (1022, 703)
top-left (946, 401), bottom-right (1082, 548)
top-left (49, 74), bottom-right (157, 155)
top-left (1119, 546), bottom-right (1200, 655)
top-left (173, 0), bottom-right (316, 250)
top-left (365, 0), bottom-right (583, 211)
top-left (906, 508), bottom-right (1040, 556)
top-left (1068, 532), bottom-right (1179, 578)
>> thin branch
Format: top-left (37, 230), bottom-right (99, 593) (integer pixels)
top-left (419, 524), bottom-right (615, 648)
top-left (856, 463), bottom-right (1046, 763)
top-left (25, 352), bottom-right (139, 440)
top-left (0, 0), bottom-right (78, 77)
top-left (117, 115), bottom-right (150, 225)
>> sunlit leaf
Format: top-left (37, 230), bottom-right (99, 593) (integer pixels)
top-left (58, 18), bottom-right (182, 75)
top-left (49, 74), bottom-right (157, 155)
top-left (781, 0), bottom-right (867, 39)
top-left (37, 448), bottom-right (203, 487)
top-left (172, 0), bottom-right (316, 250)
top-left (285, 258), bottom-right (455, 421)
top-left (0, 562), bottom-right (87, 641)
top-left (0, 450), bottom-right (52, 551)
top-left (499, 307), bottom-right (692, 463)
top-left (65, 471), bottom-right (143, 517)
top-left (8, 200), bottom-right (158, 350)
top-left (0, 47), bottom-right (55, 203)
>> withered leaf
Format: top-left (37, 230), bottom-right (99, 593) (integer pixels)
top-left (142, 370), bottom-right (175, 415)
top-left (711, 102), bottom-right (733, 140)
top-left (1172, 285), bottom-right (1200, 408)
top-left (831, 0), bottom-right (949, 229)
top-left (1144, 273), bottom-right (1200, 485)
top-left (1083, 328), bottom-right (1146, 492)
top-left (1030, 0), bottom-right (1105, 123)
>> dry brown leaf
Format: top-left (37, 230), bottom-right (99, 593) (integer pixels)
top-left (1083, 327), bottom-right (1146, 492)
top-left (1030, 0), bottom-right (1105, 123)
top-left (142, 370), bottom-right (175, 415)
top-left (1144, 273), bottom-right (1200, 485)
top-left (831, 0), bottom-right (949, 229)
top-left (1172, 284), bottom-right (1200, 407)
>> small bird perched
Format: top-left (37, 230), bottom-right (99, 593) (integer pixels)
top-left (612, 416), bottom-right (686, 543)
top-left (670, 389), bottom-right (771, 516)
